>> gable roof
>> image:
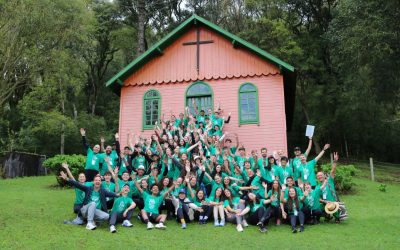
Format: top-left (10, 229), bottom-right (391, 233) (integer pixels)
top-left (106, 14), bottom-right (295, 91)
top-left (107, 14), bottom-right (296, 130)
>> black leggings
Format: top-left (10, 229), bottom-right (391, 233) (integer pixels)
top-left (270, 205), bottom-right (281, 220)
top-left (133, 198), bottom-right (144, 210)
top-left (84, 169), bottom-right (99, 182)
top-left (176, 204), bottom-right (190, 222)
top-left (159, 199), bottom-right (175, 217)
top-left (247, 207), bottom-right (271, 226)
top-left (290, 211), bottom-right (305, 229)
top-left (73, 204), bottom-right (82, 214)
top-left (194, 205), bottom-right (212, 221)
top-left (302, 207), bottom-right (322, 221)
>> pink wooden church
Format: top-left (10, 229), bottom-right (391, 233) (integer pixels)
top-left (107, 15), bottom-right (296, 154)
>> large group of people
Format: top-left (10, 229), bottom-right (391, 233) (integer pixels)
top-left (60, 105), bottom-right (347, 233)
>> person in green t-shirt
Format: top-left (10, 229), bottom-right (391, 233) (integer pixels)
top-left (135, 181), bottom-right (174, 230)
top-left (223, 188), bottom-right (246, 232)
top-left (282, 187), bottom-right (306, 233)
top-left (237, 192), bottom-right (274, 233)
top-left (316, 152), bottom-right (341, 222)
top-left (298, 144), bottom-right (330, 188)
top-left (302, 181), bottom-right (325, 224)
top-left (80, 128), bottom-right (102, 181)
top-left (205, 187), bottom-right (225, 227)
top-left (101, 170), bottom-right (118, 210)
top-left (109, 184), bottom-right (137, 233)
top-left (291, 137), bottom-right (313, 182)
top-left (187, 184), bottom-right (212, 224)
top-left (266, 180), bottom-right (282, 226)
top-left (277, 157), bottom-right (293, 185)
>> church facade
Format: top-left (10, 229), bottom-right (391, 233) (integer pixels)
top-left (107, 15), bottom-right (296, 154)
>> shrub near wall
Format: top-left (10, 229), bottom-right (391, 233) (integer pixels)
top-left (43, 154), bottom-right (85, 186)
top-left (321, 163), bottom-right (360, 193)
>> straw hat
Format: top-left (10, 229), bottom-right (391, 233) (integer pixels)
top-left (325, 202), bottom-right (340, 214)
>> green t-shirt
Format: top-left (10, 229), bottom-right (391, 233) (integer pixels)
top-left (111, 196), bottom-right (133, 213)
top-left (101, 181), bottom-right (116, 201)
top-left (299, 159), bottom-right (317, 186)
top-left (230, 147), bottom-right (237, 155)
top-left (133, 155), bottom-right (146, 170)
top-left (118, 180), bottom-right (137, 197)
top-left (304, 189), bottom-right (321, 210)
top-left (250, 199), bottom-right (265, 213)
top-left (251, 176), bottom-right (266, 198)
top-left (143, 192), bottom-right (164, 214)
top-left (100, 151), bottom-right (119, 175)
top-left (259, 164), bottom-right (279, 183)
top-left (223, 197), bottom-right (241, 208)
top-left (210, 180), bottom-right (224, 197)
top-left (85, 148), bottom-right (101, 171)
top-left (267, 190), bottom-right (280, 207)
top-left (74, 182), bottom-right (93, 205)
top-left (118, 155), bottom-right (130, 176)
top-left (278, 166), bottom-right (294, 185)
top-left (89, 190), bottom-right (101, 209)
top-left (288, 197), bottom-right (303, 215)
top-left (193, 197), bottom-right (204, 207)
top-left (291, 153), bottom-right (307, 180)
top-left (318, 176), bottom-right (337, 202)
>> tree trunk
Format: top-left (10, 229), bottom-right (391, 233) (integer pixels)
top-left (137, 0), bottom-right (146, 57)
top-left (60, 98), bottom-right (65, 155)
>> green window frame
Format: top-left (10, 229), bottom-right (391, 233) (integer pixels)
top-left (185, 81), bottom-right (213, 115)
top-left (142, 89), bottom-right (161, 130)
top-left (238, 82), bottom-right (259, 125)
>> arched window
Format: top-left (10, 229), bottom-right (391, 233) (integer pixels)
top-left (143, 90), bottom-right (161, 130)
top-left (186, 81), bottom-right (213, 115)
top-left (238, 83), bottom-right (259, 124)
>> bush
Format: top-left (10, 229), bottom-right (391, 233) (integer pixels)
top-left (321, 163), bottom-right (360, 193)
top-left (43, 154), bottom-right (86, 186)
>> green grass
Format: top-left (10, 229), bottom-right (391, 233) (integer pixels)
top-left (1, 165), bottom-right (400, 250)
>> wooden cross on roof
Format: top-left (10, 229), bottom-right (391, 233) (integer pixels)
top-left (182, 27), bottom-right (214, 74)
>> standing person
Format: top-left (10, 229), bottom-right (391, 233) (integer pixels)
top-left (277, 157), bottom-right (293, 186)
top-left (291, 137), bottom-right (313, 183)
top-left (109, 184), bottom-right (136, 233)
top-left (316, 152), bottom-right (341, 222)
top-left (59, 172), bottom-right (119, 230)
top-left (298, 144), bottom-right (330, 188)
top-left (99, 133), bottom-right (120, 176)
top-left (282, 187), bottom-right (306, 233)
top-left (135, 181), bottom-right (174, 230)
top-left (80, 128), bottom-right (102, 182)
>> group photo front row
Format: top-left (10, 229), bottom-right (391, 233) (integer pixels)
top-left (60, 106), bottom-right (348, 234)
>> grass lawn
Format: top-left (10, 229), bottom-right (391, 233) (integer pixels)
top-left (0, 164), bottom-right (399, 250)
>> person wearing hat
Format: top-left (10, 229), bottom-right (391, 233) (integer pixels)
top-left (316, 152), bottom-right (341, 222)
top-left (298, 143), bottom-right (330, 189)
top-left (109, 184), bottom-right (136, 233)
top-left (173, 181), bottom-right (201, 229)
top-left (135, 180), bottom-right (175, 230)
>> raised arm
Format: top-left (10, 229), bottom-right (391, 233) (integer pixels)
top-left (61, 163), bottom-right (75, 181)
top-left (331, 152), bottom-right (339, 178)
top-left (100, 136), bottom-right (106, 153)
top-left (305, 137), bottom-right (313, 156)
top-left (115, 133), bottom-right (121, 156)
top-left (134, 179), bottom-right (143, 194)
top-left (162, 182), bottom-right (176, 198)
top-left (80, 128), bottom-right (89, 151)
top-left (315, 144), bottom-right (330, 162)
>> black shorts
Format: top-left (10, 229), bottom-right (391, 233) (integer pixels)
top-left (149, 212), bottom-right (160, 222)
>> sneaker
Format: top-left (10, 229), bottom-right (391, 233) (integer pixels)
top-left (259, 226), bottom-right (267, 233)
top-left (236, 224), bottom-right (243, 232)
top-left (214, 221), bottom-right (219, 227)
top-left (122, 220), bottom-right (133, 227)
top-left (155, 223), bottom-right (166, 229)
top-left (242, 220), bottom-right (249, 227)
top-left (110, 225), bottom-right (117, 233)
top-left (86, 222), bottom-right (96, 230)
top-left (219, 220), bottom-right (225, 227)
top-left (181, 223), bottom-right (186, 229)
top-left (299, 226), bottom-right (304, 232)
top-left (292, 227), bottom-right (297, 233)
top-left (147, 222), bottom-right (154, 230)
top-left (276, 218), bottom-right (281, 226)
top-left (256, 221), bottom-right (263, 227)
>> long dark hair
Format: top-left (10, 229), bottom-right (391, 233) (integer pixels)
top-left (287, 187), bottom-right (299, 213)
top-left (267, 156), bottom-right (276, 171)
top-left (223, 188), bottom-right (233, 208)
top-left (271, 180), bottom-right (281, 202)
top-left (214, 187), bottom-right (223, 202)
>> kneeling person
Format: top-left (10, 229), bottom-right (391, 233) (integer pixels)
top-left (109, 184), bottom-right (136, 233)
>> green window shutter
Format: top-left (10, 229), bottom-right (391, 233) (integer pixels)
top-left (142, 90), bottom-right (161, 130)
top-left (238, 83), bottom-right (259, 125)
